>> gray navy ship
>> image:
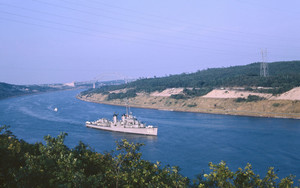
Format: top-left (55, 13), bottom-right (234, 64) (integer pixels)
top-left (85, 109), bottom-right (158, 136)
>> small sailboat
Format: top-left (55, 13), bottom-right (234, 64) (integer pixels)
top-left (54, 107), bottom-right (58, 112)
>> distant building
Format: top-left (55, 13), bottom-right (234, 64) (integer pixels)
top-left (64, 82), bottom-right (75, 87)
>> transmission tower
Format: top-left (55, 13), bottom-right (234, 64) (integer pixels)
top-left (260, 49), bottom-right (269, 77)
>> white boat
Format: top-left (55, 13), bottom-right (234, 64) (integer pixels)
top-left (85, 112), bottom-right (158, 136)
top-left (54, 107), bottom-right (58, 112)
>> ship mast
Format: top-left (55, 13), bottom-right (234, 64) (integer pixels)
top-left (125, 97), bottom-right (132, 116)
top-left (125, 98), bottom-right (129, 116)
top-left (125, 77), bottom-right (131, 116)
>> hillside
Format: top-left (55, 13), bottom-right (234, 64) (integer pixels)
top-left (81, 61), bottom-right (300, 98)
top-left (127, 60), bottom-right (300, 92)
top-left (78, 61), bottom-right (300, 119)
top-left (0, 82), bottom-right (68, 100)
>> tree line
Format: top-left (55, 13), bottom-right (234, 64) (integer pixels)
top-left (0, 82), bottom-right (68, 100)
top-left (81, 61), bottom-right (300, 99)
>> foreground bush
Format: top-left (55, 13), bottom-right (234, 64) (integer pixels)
top-left (0, 125), bottom-right (298, 187)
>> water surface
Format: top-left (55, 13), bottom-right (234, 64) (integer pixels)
top-left (0, 90), bottom-right (299, 179)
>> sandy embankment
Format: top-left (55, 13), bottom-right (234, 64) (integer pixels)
top-left (202, 89), bottom-right (273, 99)
top-left (271, 87), bottom-right (300, 100)
top-left (77, 87), bottom-right (300, 119)
top-left (203, 87), bottom-right (300, 101)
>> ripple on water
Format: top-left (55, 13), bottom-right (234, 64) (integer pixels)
top-left (0, 89), bottom-right (299, 179)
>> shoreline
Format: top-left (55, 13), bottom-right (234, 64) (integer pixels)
top-left (77, 95), bottom-right (300, 120)
top-left (0, 87), bottom-right (87, 101)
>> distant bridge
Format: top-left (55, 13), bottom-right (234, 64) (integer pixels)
top-left (75, 72), bottom-right (135, 88)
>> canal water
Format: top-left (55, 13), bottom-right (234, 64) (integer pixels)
top-left (0, 89), bottom-right (299, 179)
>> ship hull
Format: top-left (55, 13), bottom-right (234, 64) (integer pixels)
top-left (86, 123), bottom-right (158, 136)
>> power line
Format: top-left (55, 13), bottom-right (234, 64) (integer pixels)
top-left (30, 0), bottom-right (275, 46)
top-left (0, 4), bottom-right (264, 53)
top-left (86, 0), bottom-right (298, 41)
top-left (0, 14), bottom-right (249, 55)
top-left (1, 1), bottom-right (299, 54)
top-left (0, 16), bottom-right (96, 37)
top-left (0, 2), bottom-right (256, 47)
top-left (32, 0), bottom-right (167, 30)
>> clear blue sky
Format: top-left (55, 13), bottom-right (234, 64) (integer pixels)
top-left (1, 0), bottom-right (300, 84)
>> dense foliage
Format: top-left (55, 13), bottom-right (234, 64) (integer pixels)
top-left (0, 125), bottom-right (298, 187)
top-left (170, 88), bottom-right (213, 99)
top-left (235, 95), bottom-right (267, 103)
top-left (81, 61), bottom-right (300, 98)
top-left (107, 89), bottom-right (137, 101)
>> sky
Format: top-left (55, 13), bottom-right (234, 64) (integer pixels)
top-left (1, 0), bottom-right (300, 84)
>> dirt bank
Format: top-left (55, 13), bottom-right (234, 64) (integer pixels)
top-left (77, 91), bottom-right (300, 119)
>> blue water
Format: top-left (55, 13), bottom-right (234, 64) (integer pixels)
top-left (0, 89), bottom-right (299, 179)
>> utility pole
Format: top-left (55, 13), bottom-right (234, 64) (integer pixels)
top-left (260, 49), bottom-right (269, 77)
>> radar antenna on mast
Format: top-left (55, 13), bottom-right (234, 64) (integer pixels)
top-left (125, 98), bottom-right (131, 116)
